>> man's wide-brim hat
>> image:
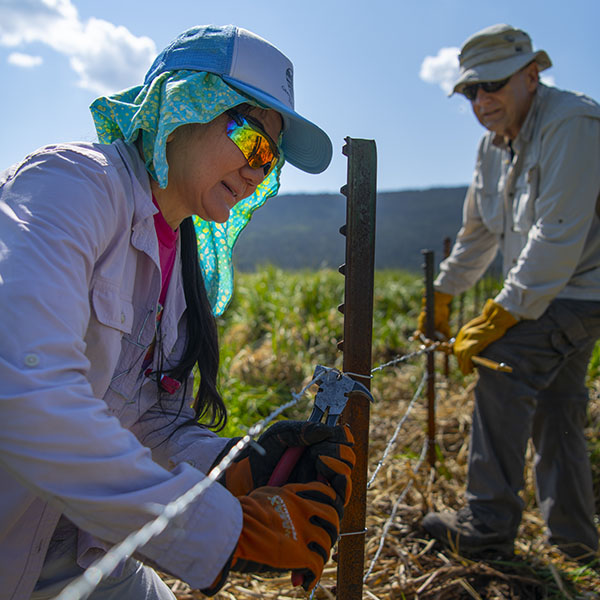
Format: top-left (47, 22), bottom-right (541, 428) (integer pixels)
top-left (144, 25), bottom-right (332, 174)
top-left (452, 24), bottom-right (552, 96)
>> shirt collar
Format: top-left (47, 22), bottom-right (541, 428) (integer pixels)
top-left (113, 139), bottom-right (156, 225)
top-left (491, 83), bottom-right (546, 151)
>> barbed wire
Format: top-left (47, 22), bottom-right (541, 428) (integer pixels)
top-left (52, 341), bottom-right (435, 600)
top-left (367, 371), bottom-right (428, 489)
top-left (363, 439), bottom-right (429, 584)
top-left (370, 343), bottom-right (436, 374)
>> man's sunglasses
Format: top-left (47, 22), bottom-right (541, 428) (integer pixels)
top-left (462, 76), bottom-right (511, 101)
top-left (226, 110), bottom-right (280, 177)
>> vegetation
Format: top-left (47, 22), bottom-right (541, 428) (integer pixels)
top-left (171, 267), bottom-right (600, 598)
top-left (216, 267), bottom-right (424, 437)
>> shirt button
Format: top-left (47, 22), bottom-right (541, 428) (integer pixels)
top-left (24, 353), bottom-right (40, 367)
top-left (120, 312), bottom-right (126, 324)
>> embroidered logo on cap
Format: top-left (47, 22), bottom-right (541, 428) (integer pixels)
top-left (282, 67), bottom-right (294, 106)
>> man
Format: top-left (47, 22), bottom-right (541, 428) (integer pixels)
top-left (417, 24), bottom-right (600, 562)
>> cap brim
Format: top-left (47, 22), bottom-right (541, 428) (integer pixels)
top-left (223, 76), bottom-right (333, 174)
top-left (452, 50), bottom-right (551, 96)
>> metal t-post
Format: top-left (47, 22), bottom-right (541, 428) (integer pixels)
top-left (423, 250), bottom-right (437, 468)
top-left (336, 137), bottom-right (377, 599)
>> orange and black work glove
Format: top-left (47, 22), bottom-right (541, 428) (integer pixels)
top-left (415, 290), bottom-right (453, 340)
top-left (453, 299), bottom-right (518, 375)
top-left (217, 421), bottom-right (353, 497)
top-left (234, 483), bottom-right (342, 591)
top-left (202, 482), bottom-right (343, 596)
top-left (295, 425), bottom-right (355, 506)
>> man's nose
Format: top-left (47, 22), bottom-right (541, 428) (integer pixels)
top-left (474, 87), bottom-right (494, 106)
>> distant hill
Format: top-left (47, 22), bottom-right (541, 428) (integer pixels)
top-left (232, 186), bottom-right (469, 273)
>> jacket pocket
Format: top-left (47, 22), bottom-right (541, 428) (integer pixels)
top-left (91, 278), bottom-right (134, 334)
top-left (475, 185), bottom-right (504, 234)
top-left (512, 164), bottom-right (539, 234)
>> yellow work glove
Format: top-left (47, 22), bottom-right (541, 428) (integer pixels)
top-left (416, 290), bottom-right (453, 340)
top-left (453, 299), bottom-right (518, 375)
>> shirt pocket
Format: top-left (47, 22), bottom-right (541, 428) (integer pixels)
top-left (512, 164), bottom-right (539, 234)
top-left (474, 184), bottom-right (504, 234)
top-left (90, 278), bottom-right (134, 335)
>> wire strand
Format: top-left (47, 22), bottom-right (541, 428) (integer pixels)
top-left (366, 372), bottom-right (427, 489)
top-left (363, 439), bottom-right (429, 584)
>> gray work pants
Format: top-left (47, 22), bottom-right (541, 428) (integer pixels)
top-left (30, 525), bottom-right (176, 600)
top-left (465, 298), bottom-right (600, 550)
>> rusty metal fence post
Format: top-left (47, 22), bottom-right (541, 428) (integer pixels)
top-left (442, 237), bottom-right (452, 379)
top-left (422, 250), bottom-right (436, 468)
top-left (336, 137), bottom-right (377, 600)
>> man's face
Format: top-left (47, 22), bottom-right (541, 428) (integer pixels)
top-left (470, 62), bottom-right (539, 140)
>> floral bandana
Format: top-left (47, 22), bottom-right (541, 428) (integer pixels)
top-left (90, 70), bottom-right (282, 316)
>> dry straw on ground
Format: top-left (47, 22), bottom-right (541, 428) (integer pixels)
top-left (160, 362), bottom-right (600, 599)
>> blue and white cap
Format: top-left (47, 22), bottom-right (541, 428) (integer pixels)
top-left (145, 25), bottom-right (333, 174)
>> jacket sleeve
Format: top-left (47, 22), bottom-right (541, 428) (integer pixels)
top-left (129, 371), bottom-right (233, 474)
top-left (0, 147), bottom-right (241, 589)
top-left (496, 116), bottom-right (600, 319)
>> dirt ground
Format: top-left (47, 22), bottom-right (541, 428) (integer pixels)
top-left (160, 362), bottom-right (600, 599)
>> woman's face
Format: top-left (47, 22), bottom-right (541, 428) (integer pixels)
top-left (154, 107), bottom-right (283, 229)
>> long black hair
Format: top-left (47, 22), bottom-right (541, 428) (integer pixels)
top-left (167, 216), bottom-right (227, 430)
top-left (135, 131), bottom-right (226, 431)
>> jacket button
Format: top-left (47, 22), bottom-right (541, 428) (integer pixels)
top-left (24, 353), bottom-right (40, 367)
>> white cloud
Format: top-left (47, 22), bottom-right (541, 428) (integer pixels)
top-left (420, 46), bottom-right (460, 95)
top-left (0, 0), bottom-right (156, 94)
top-left (541, 74), bottom-right (556, 87)
top-left (7, 52), bottom-right (43, 68)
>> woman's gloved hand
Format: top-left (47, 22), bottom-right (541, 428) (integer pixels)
top-left (203, 481), bottom-right (344, 595)
top-left (415, 290), bottom-right (453, 340)
top-left (296, 425), bottom-right (355, 505)
top-left (453, 299), bottom-right (518, 374)
top-left (217, 421), bottom-right (354, 498)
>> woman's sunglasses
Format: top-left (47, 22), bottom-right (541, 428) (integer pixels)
top-left (463, 76), bottom-right (511, 101)
top-left (226, 110), bottom-right (280, 178)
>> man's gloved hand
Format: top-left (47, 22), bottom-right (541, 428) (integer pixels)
top-left (217, 421), bottom-right (354, 497)
top-left (453, 299), bottom-right (518, 374)
top-left (203, 482), bottom-right (343, 595)
top-left (415, 290), bottom-right (453, 340)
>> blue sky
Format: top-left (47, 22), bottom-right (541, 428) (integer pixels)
top-left (1, 0), bottom-right (599, 195)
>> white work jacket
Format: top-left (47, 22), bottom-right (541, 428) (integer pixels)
top-left (0, 140), bottom-right (242, 599)
top-left (436, 84), bottom-right (600, 319)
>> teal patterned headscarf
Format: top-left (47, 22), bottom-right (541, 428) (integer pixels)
top-left (90, 70), bottom-right (282, 316)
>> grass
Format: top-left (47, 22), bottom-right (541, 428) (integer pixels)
top-left (215, 267), bottom-right (423, 436)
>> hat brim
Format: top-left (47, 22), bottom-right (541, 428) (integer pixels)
top-left (452, 50), bottom-right (551, 96)
top-left (223, 76), bottom-right (333, 174)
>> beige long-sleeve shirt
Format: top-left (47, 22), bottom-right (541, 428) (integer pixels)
top-left (436, 84), bottom-right (600, 319)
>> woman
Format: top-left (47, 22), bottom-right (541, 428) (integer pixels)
top-left (0, 25), bottom-right (354, 600)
